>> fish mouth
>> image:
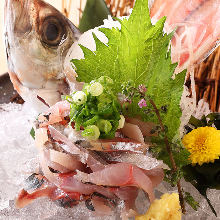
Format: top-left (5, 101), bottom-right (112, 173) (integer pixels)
top-left (5, 0), bottom-right (32, 37)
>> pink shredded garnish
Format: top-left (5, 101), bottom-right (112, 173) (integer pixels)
top-left (138, 99), bottom-right (147, 108)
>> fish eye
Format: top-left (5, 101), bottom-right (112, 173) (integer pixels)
top-left (41, 16), bottom-right (66, 47)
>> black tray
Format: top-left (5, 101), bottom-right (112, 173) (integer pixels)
top-left (0, 73), bottom-right (20, 104)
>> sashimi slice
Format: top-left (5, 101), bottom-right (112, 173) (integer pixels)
top-left (48, 125), bottom-right (107, 171)
top-left (16, 175), bottom-right (81, 209)
top-left (126, 117), bottom-right (155, 137)
top-left (151, 0), bottom-right (205, 25)
top-left (75, 163), bottom-right (157, 202)
top-left (16, 187), bottom-right (80, 209)
top-left (143, 168), bottom-right (165, 187)
top-left (121, 122), bottom-right (145, 143)
top-left (88, 137), bottom-right (149, 153)
top-left (38, 101), bottom-right (70, 127)
top-left (58, 173), bottom-right (117, 199)
top-left (173, 0), bottom-right (220, 68)
top-left (151, 0), bottom-right (220, 72)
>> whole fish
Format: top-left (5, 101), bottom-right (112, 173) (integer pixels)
top-left (4, 0), bottom-right (81, 111)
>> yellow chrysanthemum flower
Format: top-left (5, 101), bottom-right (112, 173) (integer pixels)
top-left (182, 127), bottom-right (220, 165)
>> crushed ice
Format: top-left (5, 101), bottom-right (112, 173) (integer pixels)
top-left (0, 103), bottom-right (219, 219)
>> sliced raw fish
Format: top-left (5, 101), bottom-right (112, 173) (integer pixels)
top-left (151, 0), bottom-right (220, 72)
top-left (75, 163), bottom-right (157, 202)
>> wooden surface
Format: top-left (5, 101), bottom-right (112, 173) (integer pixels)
top-left (194, 46), bottom-right (220, 112)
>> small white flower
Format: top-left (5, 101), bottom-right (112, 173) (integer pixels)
top-left (118, 115), bottom-right (125, 129)
top-left (89, 82), bottom-right (103, 96)
top-left (73, 91), bottom-right (87, 105)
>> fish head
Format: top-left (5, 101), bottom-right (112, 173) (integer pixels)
top-left (4, 0), bottom-right (81, 107)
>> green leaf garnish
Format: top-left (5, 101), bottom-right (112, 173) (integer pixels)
top-left (82, 125), bottom-right (100, 140)
top-left (151, 137), bottom-right (191, 169)
top-left (188, 113), bottom-right (220, 129)
top-left (78, 0), bottom-right (110, 32)
top-left (73, 0), bottom-right (158, 91)
top-left (66, 76), bottom-right (122, 140)
top-left (30, 127), bottom-right (35, 139)
top-left (72, 0), bottom-right (185, 142)
top-left (184, 192), bottom-right (199, 211)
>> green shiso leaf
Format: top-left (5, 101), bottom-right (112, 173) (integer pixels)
top-left (72, 0), bottom-right (185, 143)
top-left (73, 0), bottom-right (153, 90)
